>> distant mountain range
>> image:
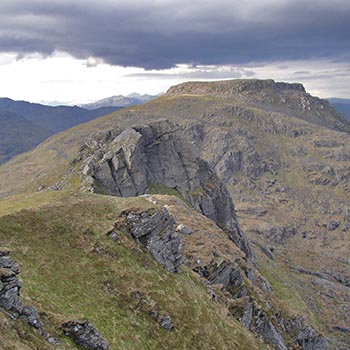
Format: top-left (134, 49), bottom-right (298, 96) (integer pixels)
top-left (0, 110), bottom-right (52, 164)
top-left (0, 98), bottom-right (122, 165)
top-left (327, 98), bottom-right (350, 120)
top-left (0, 98), bottom-right (120, 133)
top-left (80, 93), bottom-right (156, 109)
top-left (0, 93), bottom-right (157, 165)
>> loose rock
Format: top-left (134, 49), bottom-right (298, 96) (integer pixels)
top-left (62, 320), bottom-right (109, 350)
top-left (159, 313), bottom-right (174, 331)
top-left (117, 207), bottom-right (183, 273)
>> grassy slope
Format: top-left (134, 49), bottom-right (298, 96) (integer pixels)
top-left (0, 192), bottom-right (258, 350)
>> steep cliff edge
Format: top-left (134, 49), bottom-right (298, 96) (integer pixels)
top-left (77, 120), bottom-right (251, 258)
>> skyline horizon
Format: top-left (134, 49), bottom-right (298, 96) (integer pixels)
top-left (1, 63), bottom-right (349, 106)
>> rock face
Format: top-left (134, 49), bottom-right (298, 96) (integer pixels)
top-left (62, 320), bottom-right (109, 350)
top-left (207, 261), bottom-right (245, 298)
top-left (79, 120), bottom-right (252, 258)
top-left (0, 249), bottom-right (64, 347)
top-left (0, 250), bottom-right (42, 330)
top-left (116, 207), bottom-right (183, 273)
top-left (292, 324), bottom-right (329, 350)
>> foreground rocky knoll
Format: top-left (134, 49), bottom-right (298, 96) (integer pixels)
top-left (0, 79), bottom-right (349, 348)
top-left (0, 193), bottom-right (261, 350)
top-left (0, 190), bottom-right (328, 350)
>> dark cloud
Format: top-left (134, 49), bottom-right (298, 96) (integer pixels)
top-left (0, 0), bottom-right (349, 69)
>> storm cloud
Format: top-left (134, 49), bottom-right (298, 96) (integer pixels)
top-left (0, 0), bottom-right (349, 69)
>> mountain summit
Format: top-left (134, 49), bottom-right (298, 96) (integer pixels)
top-left (166, 79), bottom-right (350, 132)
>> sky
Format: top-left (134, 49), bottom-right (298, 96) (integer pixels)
top-left (0, 0), bottom-right (349, 104)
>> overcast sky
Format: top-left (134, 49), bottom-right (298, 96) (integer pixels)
top-left (0, 0), bottom-right (349, 104)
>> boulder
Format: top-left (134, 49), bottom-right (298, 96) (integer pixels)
top-left (117, 207), bottom-right (183, 273)
top-left (159, 313), bottom-right (174, 331)
top-left (62, 320), bottom-right (109, 350)
top-left (176, 224), bottom-right (194, 235)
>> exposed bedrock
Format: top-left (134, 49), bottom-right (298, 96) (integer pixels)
top-left (79, 120), bottom-right (252, 258)
top-left (116, 207), bottom-right (183, 273)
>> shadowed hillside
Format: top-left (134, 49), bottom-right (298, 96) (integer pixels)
top-left (0, 97), bottom-right (120, 133)
top-left (328, 98), bottom-right (350, 120)
top-left (0, 111), bottom-right (51, 164)
top-left (0, 98), bottom-right (122, 165)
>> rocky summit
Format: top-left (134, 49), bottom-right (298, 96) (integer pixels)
top-left (0, 79), bottom-right (349, 349)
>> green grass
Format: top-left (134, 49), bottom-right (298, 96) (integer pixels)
top-left (0, 192), bottom-right (258, 350)
top-left (147, 183), bottom-right (193, 208)
top-left (255, 255), bottom-right (316, 323)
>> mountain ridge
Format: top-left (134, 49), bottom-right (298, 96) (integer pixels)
top-left (0, 97), bottom-right (120, 133)
top-left (1, 78), bottom-right (349, 349)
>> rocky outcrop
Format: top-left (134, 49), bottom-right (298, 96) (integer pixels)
top-left (79, 120), bottom-right (252, 258)
top-left (115, 207), bottom-right (183, 273)
top-left (285, 317), bottom-right (329, 350)
top-left (230, 299), bottom-right (329, 350)
top-left (191, 256), bottom-right (328, 350)
top-left (206, 261), bottom-right (246, 298)
top-left (202, 261), bottom-right (287, 349)
top-left (293, 325), bottom-right (329, 350)
top-left (62, 320), bottom-right (109, 350)
top-left (0, 249), bottom-right (62, 346)
top-left (0, 250), bottom-right (42, 330)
